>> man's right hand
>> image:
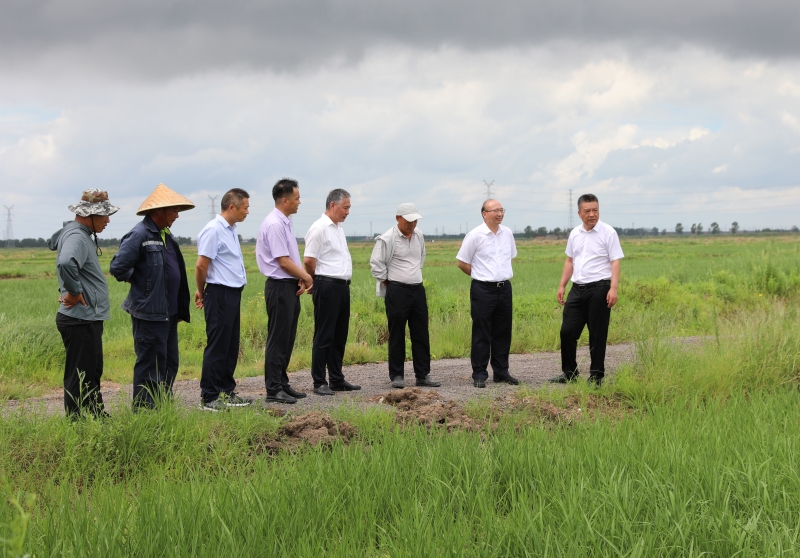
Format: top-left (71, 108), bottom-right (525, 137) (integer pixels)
top-left (557, 286), bottom-right (566, 306)
top-left (63, 292), bottom-right (87, 309)
top-left (194, 290), bottom-right (204, 309)
top-left (297, 275), bottom-right (313, 296)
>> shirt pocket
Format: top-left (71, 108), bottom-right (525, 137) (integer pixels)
top-left (146, 244), bottom-right (164, 267)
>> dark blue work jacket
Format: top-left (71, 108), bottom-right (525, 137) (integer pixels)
top-left (110, 215), bottom-right (191, 322)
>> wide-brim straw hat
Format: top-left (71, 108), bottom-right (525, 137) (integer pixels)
top-left (136, 183), bottom-right (195, 216)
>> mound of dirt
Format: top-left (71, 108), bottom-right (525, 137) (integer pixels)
top-left (280, 411), bottom-right (357, 445)
top-left (251, 411), bottom-right (357, 454)
top-left (378, 387), bottom-right (441, 410)
top-left (377, 388), bottom-right (479, 431)
top-left (508, 393), bottom-right (632, 425)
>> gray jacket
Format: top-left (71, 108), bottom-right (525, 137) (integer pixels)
top-left (369, 226), bottom-right (426, 297)
top-left (48, 221), bottom-right (111, 321)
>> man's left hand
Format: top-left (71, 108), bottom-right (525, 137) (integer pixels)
top-left (606, 288), bottom-right (618, 308)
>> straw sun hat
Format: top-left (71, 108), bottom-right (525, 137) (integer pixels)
top-left (136, 183), bottom-right (195, 216)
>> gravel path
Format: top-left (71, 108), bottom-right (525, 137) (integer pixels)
top-left (3, 343), bottom-right (635, 416)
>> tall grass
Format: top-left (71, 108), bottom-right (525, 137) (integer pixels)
top-left (1, 236), bottom-right (800, 398)
top-left (1, 307), bottom-right (800, 556)
top-left (2, 394), bottom-right (798, 556)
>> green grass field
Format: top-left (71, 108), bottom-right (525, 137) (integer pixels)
top-left (1, 235), bottom-right (800, 556)
top-left (1, 235), bottom-right (798, 399)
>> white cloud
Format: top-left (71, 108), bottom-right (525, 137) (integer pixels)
top-left (3, 45), bottom-right (800, 239)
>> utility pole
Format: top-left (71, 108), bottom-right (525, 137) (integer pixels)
top-left (483, 180), bottom-right (494, 200)
top-left (4, 205), bottom-right (13, 248)
top-left (208, 195), bottom-right (218, 218)
top-left (568, 189), bottom-right (573, 230)
top-left (370, 221), bottom-right (372, 238)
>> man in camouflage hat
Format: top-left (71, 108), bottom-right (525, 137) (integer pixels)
top-left (110, 183), bottom-right (194, 410)
top-left (48, 188), bottom-right (119, 418)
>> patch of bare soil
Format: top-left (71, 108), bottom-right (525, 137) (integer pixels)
top-left (376, 388), bottom-right (479, 431)
top-left (507, 392), bottom-right (634, 426)
top-left (250, 411), bottom-right (357, 455)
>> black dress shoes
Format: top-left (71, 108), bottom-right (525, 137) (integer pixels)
top-left (587, 375), bottom-right (604, 387)
top-left (330, 379), bottom-right (361, 391)
top-left (416, 375), bottom-right (441, 387)
top-left (391, 377), bottom-right (405, 389)
top-left (265, 390), bottom-right (297, 404)
top-left (493, 375), bottom-right (520, 385)
top-left (284, 385), bottom-right (307, 399)
top-left (474, 380), bottom-right (486, 388)
top-left (313, 385), bottom-right (335, 396)
top-left (547, 373), bottom-right (577, 384)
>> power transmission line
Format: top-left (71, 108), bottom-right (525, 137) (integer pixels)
top-left (4, 205), bottom-right (13, 248)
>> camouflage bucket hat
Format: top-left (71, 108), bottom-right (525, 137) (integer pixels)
top-left (68, 189), bottom-right (120, 217)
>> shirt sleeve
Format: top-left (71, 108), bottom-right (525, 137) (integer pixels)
top-left (608, 230), bottom-right (624, 261)
top-left (56, 232), bottom-right (88, 295)
top-left (266, 222), bottom-right (290, 258)
top-left (419, 231), bottom-right (426, 269)
top-left (509, 232), bottom-right (517, 259)
top-left (197, 225), bottom-right (218, 259)
top-left (109, 229), bottom-right (139, 282)
top-left (565, 232), bottom-right (575, 258)
top-left (303, 225), bottom-right (324, 259)
top-left (456, 232), bottom-right (476, 263)
top-left (369, 237), bottom-right (388, 281)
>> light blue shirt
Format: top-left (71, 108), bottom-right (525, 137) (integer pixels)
top-left (197, 215), bottom-right (247, 288)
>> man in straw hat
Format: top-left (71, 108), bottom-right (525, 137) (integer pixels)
top-left (370, 203), bottom-right (441, 389)
top-left (48, 188), bottom-right (119, 418)
top-left (110, 183), bottom-right (194, 410)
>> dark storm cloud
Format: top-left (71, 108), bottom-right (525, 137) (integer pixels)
top-left (2, 0), bottom-right (799, 77)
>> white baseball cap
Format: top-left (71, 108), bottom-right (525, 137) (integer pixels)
top-left (396, 202), bottom-right (423, 222)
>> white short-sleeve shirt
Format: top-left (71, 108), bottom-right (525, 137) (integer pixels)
top-left (565, 220), bottom-right (624, 284)
top-left (303, 214), bottom-right (352, 280)
top-left (456, 223), bottom-right (517, 282)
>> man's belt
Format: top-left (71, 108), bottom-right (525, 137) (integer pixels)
top-left (573, 279), bottom-right (611, 290)
top-left (268, 277), bottom-right (297, 284)
top-left (388, 281), bottom-right (423, 290)
top-left (315, 275), bottom-right (351, 286)
top-left (206, 283), bottom-right (245, 292)
top-left (473, 279), bottom-right (510, 288)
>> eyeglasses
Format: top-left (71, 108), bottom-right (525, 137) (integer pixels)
top-left (483, 209), bottom-right (506, 214)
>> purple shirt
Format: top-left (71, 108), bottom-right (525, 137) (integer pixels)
top-left (256, 208), bottom-right (301, 279)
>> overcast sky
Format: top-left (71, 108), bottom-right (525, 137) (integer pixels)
top-left (2, 0), bottom-right (800, 240)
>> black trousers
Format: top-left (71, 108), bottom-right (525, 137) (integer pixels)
top-left (470, 280), bottom-right (513, 382)
top-left (56, 314), bottom-right (105, 418)
top-left (311, 280), bottom-right (349, 387)
top-left (560, 283), bottom-right (611, 378)
top-left (200, 283), bottom-right (242, 403)
top-left (385, 282), bottom-right (431, 380)
top-left (131, 314), bottom-right (179, 409)
top-left (264, 278), bottom-right (301, 393)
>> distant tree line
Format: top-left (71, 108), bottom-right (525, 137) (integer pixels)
top-left (513, 222), bottom-right (800, 239)
top-left (674, 222), bottom-right (799, 235)
top-left (2, 235), bottom-right (196, 248)
top-left (3, 225), bottom-right (799, 248)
